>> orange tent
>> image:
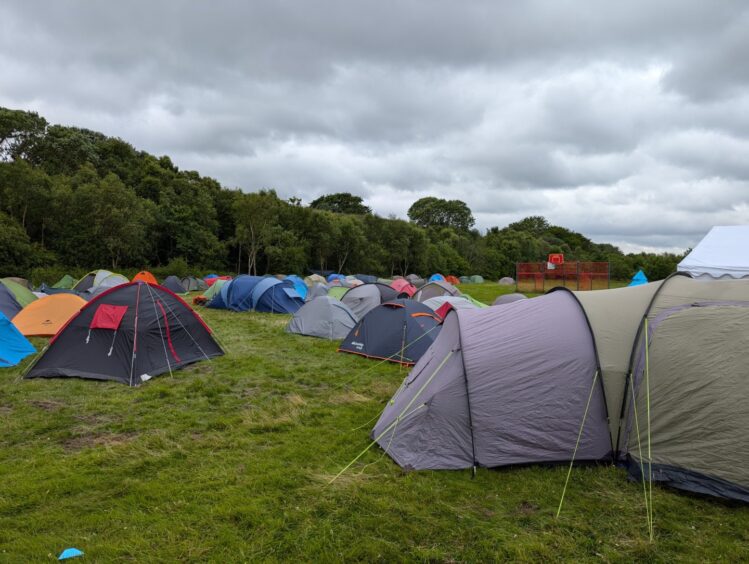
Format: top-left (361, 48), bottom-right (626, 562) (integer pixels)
top-left (133, 271), bottom-right (158, 285)
top-left (12, 294), bottom-right (87, 337)
top-left (445, 275), bottom-right (461, 285)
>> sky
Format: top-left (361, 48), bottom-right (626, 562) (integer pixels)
top-left (2, 1), bottom-right (748, 253)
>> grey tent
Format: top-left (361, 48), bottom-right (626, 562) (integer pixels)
top-left (374, 274), bottom-right (749, 502)
top-left (306, 282), bottom-right (329, 301)
top-left (341, 283), bottom-right (400, 320)
top-left (413, 280), bottom-right (460, 302)
top-left (459, 276), bottom-right (470, 284)
top-left (422, 296), bottom-right (481, 312)
top-left (406, 274), bottom-right (426, 288)
top-left (493, 293), bottom-right (527, 306)
top-left (181, 276), bottom-right (208, 292)
top-left (355, 274), bottom-right (378, 284)
top-left (285, 296), bottom-right (357, 340)
top-left (498, 277), bottom-right (515, 286)
top-left (0, 285), bottom-right (22, 319)
top-left (469, 275), bottom-right (485, 283)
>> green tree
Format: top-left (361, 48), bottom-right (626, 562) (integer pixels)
top-left (407, 197), bottom-right (475, 231)
top-left (309, 193), bottom-right (371, 215)
top-left (233, 190), bottom-right (281, 275)
top-left (0, 107), bottom-right (47, 161)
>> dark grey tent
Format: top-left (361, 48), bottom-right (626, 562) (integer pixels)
top-left (0, 285), bottom-right (22, 320)
top-left (355, 274), bottom-right (378, 284)
top-left (25, 282), bottom-right (224, 386)
top-left (493, 293), bottom-right (527, 306)
top-left (341, 283), bottom-right (399, 319)
top-left (406, 274), bottom-right (426, 288)
top-left (163, 276), bottom-right (188, 294)
top-left (286, 296), bottom-right (357, 340)
top-left (339, 299), bottom-right (442, 365)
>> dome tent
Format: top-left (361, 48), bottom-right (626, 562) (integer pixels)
top-left (469, 275), bottom-right (485, 284)
top-left (429, 273), bottom-right (445, 282)
top-left (0, 312), bottom-right (36, 367)
top-left (285, 275), bottom-right (308, 300)
top-left (413, 280), bottom-right (460, 302)
top-left (74, 270), bottom-right (128, 294)
top-left (1, 278), bottom-right (37, 308)
top-left (286, 296), bottom-right (358, 340)
top-left (355, 274), bottom-right (378, 284)
top-left (208, 275), bottom-right (303, 314)
top-left (181, 276), bottom-right (208, 292)
top-left (163, 276), bottom-right (188, 294)
top-left (341, 283), bottom-right (399, 320)
top-left (12, 294), bottom-right (87, 337)
top-left (0, 285), bottom-right (23, 320)
top-left (339, 299), bottom-right (442, 365)
top-left (390, 278), bottom-right (417, 297)
top-left (52, 274), bottom-right (76, 289)
top-left (628, 270), bottom-right (648, 286)
top-left (24, 282), bottom-right (223, 385)
top-left (133, 271), bottom-right (158, 285)
top-left (307, 283), bottom-right (329, 301)
top-left (498, 277), bottom-right (515, 286)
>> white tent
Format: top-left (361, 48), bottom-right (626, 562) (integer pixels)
top-left (678, 226), bottom-right (749, 279)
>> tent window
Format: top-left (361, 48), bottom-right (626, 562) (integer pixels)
top-left (90, 304), bottom-right (128, 330)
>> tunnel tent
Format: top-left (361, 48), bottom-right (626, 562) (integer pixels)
top-left (341, 283), bottom-right (400, 320)
top-left (339, 299), bottom-right (442, 365)
top-left (493, 293), bottom-right (527, 306)
top-left (1, 278), bottom-right (37, 307)
top-left (0, 312), bottom-right (36, 368)
top-left (286, 296), bottom-right (358, 340)
top-left (413, 280), bottom-right (460, 302)
top-left (24, 282), bottom-right (223, 385)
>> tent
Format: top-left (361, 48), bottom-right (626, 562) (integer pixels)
top-left (339, 299), bottom-right (442, 365)
top-left (678, 226), bottom-right (749, 278)
top-left (307, 282), bottom-right (329, 301)
top-left (194, 278), bottom-right (228, 305)
top-left (52, 274), bottom-right (76, 289)
top-left (38, 284), bottom-right (78, 296)
top-left (208, 275), bottom-right (303, 314)
top-left (413, 280), bottom-right (460, 302)
top-left (304, 274), bottom-right (327, 287)
top-left (6, 277), bottom-right (31, 289)
top-left (12, 294), bottom-right (87, 337)
top-left (390, 278), bottom-right (417, 297)
top-left (74, 270), bottom-right (129, 296)
top-left (286, 296), bottom-right (358, 339)
top-left (341, 283), bottom-right (400, 320)
top-left (459, 276), bottom-right (471, 284)
top-left (327, 273), bottom-right (346, 283)
top-left (181, 276), bottom-right (208, 292)
top-left (1, 278), bottom-right (37, 307)
top-left (498, 277), bottom-right (515, 286)
top-left (355, 274), bottom-right (378, 284)
top-left (628, 270), bottom-right (648, 286)
top-left (163, 276), bottom-right (188, 294)
top-left (285, 275), bottom-right (308, 300)
top-left (493, 293), bottom-right (527, 306)
top-left (204, 275), bottom-right (231, 287)
top-left (405, 274), bottom-right (426, 288)
top-left (373, 275), bottom-right (749, 501)
top-left (25, 282), bottom-right (223, 385)
top-left (0, 312), bottom-right (36, 368)
top-left (133, 271), bottom-right (158, 285)
top-left (345, 276), bottom-right (364, 287)
top-left (429, 273), bottom-right (445, 282)
top-left (469, 275), bottom-right (485, 284)
top-left (423, 296), bottom-right (482, 314)
top-left (445, 275), bottom-right (461, 285)
top-left (328, 286), bottom-right (348, 300)
top-left (0, 285), bottom-right (23, 320)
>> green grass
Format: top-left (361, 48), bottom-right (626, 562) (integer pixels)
top-left (1, 286), bottom-right (747, 561)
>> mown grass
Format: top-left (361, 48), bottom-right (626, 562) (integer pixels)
top-left (1, 283), bottom-right (747, 561)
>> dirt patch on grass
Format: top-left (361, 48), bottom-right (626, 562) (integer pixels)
top-left (329, 391), bottom-right (371, 405)
top-left (27, 399), bottom-right (64, 411)
top-left (516, 501), bottom-right (539, 516)
top-left (63, 431), bottom-right (138, 452)
top-left (0, 405), bottom-right (13, 416)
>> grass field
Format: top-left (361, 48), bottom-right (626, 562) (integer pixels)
top-left (1, 283), bottom-right (747, 561)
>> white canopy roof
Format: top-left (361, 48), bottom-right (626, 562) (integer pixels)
top-left (678, 226), bottom-right (749, 279)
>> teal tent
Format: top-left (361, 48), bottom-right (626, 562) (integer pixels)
top-left (0, 312), bottom-right (36, 368)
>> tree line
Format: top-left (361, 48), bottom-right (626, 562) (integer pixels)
top-left (0, 106), bottom-right (684, 282)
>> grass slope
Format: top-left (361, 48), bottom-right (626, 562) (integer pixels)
top-left (1, 284), bottom-right (747, 561)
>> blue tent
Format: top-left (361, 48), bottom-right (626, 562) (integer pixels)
top-left (0, 312), bottom-right (36, 368)
top-left (429, 273), bottom-right (445, 282)
top-left (0, 285), bottom-right (23, 319)
top-left (251, 278), bottom-right (304, 314)
top-left (628, 270), bottom-right (648, 286)
top-left (225, 275), bottom-right (262, 311)
top-left (355, 274), bottom-right (378, 284)
top-left (327, 273), bottom-right (345, 283)
top-left (285, 275), bottom-right (308, 300)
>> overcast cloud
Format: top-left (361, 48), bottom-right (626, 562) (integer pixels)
top-left (2, 0), bottom-right (748, 252)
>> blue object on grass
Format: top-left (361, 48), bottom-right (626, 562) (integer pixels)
top-left (58, 547), bottom-right (84, 560)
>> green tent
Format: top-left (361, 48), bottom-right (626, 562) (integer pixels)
top-left (200, 279), bottom-right (228, 300)
top-left (0, 278), bottom-right (37, 307)
top-left (52, 274), bottom-right (76, 289)
top-left (328, 286), bottom-right (348, 300)
top-left (469, 275), bottom-right (485, 284)
top-left (459, 293), bottom-right (488, 308)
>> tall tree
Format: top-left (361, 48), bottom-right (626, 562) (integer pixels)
top-left (233, 190), bottom-right (281, 275)
top-left (407, 197), bottom-right (475, 231)
top-left (309, 192), bottom-right (371, 215)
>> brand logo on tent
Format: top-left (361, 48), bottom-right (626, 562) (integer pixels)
top-left (350, 341), bottom-right (364, 350)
